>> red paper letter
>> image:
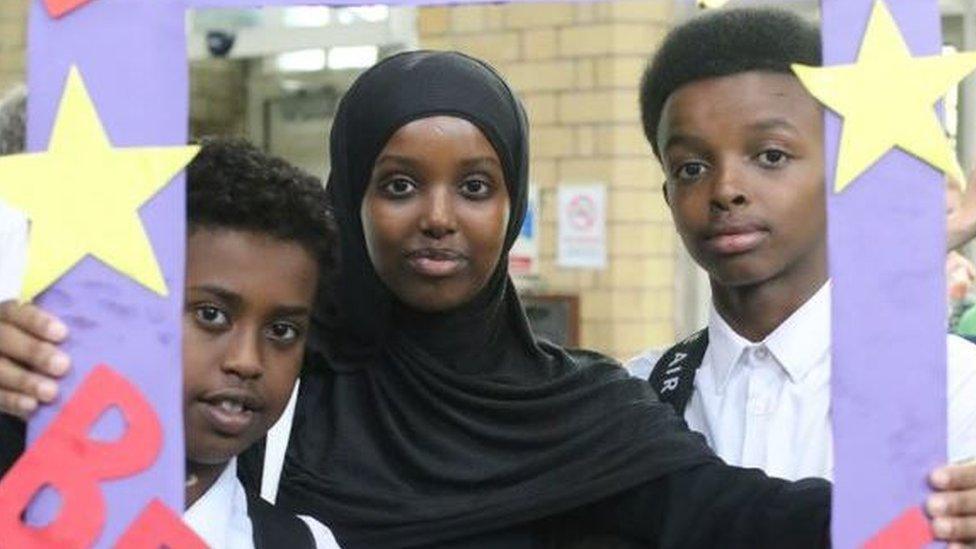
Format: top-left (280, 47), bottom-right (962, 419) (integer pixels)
top-left (0, 442), bottom-right (105, 547)
top-left (0, 365), bottom-right (163, 547)
top-left (114, 499), bottom-right (207, 549)
top-left (43, 0), bottom-right (96, 19)
top-left (863, 506), bottom-right (934, 549)
top-left (49, 364), bottom-right (162, 480)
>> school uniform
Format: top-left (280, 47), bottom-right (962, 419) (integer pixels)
top-left (185, 457), bottom-right (338, 549)
top-left (630, 282), bottom-right (976, 481)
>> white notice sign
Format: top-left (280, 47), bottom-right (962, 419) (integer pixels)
top-left (557, 184), bottom-right (606, 269)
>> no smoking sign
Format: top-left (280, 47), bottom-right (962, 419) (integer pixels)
top-left (567, 195), bottom-right (597, 231)
top-left (557, 184), bottom-right (606, 269)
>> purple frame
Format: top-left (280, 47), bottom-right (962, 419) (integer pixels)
top-left (23, 0), bottom-right (947, 546)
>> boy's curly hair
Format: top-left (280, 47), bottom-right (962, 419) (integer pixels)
top-left (187, 137), bottom-right (336, 275)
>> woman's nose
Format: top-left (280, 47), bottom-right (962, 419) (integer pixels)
top-left (420, 186), bottom-right (457, 239)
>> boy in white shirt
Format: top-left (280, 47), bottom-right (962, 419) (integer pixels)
top-left (631, 7), bottom-right (976, 543)
top-left (0, 138), bottom-right (339, 547)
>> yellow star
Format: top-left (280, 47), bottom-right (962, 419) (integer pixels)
top-left (792, 0), bottom-right (976, 193)
top-left (0, 67), bottom-right (199, 300)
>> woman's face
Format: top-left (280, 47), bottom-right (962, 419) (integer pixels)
top-left (361, 116), bottom-right (511, 312)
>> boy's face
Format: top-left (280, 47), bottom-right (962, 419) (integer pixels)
top-left (657, 71), bottom-right (827, 288)
top-left (182, 228), bottom-right (318, 465)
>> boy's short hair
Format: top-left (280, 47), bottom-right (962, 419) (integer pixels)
top-left (187, 137), bottom-right (336, 272)
top-left (640, 8), bottom-right (821, 157)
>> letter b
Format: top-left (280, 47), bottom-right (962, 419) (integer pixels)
top-left (0, 365), bottom-right (163, 547)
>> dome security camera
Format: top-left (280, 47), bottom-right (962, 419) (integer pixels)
top-left (206, 30), bottom-right (236, 58)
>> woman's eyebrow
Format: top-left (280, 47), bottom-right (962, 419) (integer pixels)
top-left (459, 157), bottom-right (502, 171)
top-left (373, 154), bottom-right (420, 169)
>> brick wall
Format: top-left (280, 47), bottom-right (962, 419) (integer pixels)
top-left (0, 0), bottom-right (27, 93)
top-left (419, 1), bottom-right (680, 360)
top-left (190, 59), bottom-right (249, 138)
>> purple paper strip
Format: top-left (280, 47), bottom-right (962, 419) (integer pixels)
top-left (26, 1), bottom-right (188, 546)
top-left (823, 1), bottom-right (947, 547)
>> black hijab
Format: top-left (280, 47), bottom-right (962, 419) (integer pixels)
top-left (278, 51), bottom-right (718, 547)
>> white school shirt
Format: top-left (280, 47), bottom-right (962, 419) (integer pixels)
top-left (183, 458), bottom-right (341, 548)
top-left (184, 459), bottom-right (255, 548)
top-left (0, 201), bottom-right (27, 301)
top-left (626, 282), bottom-right (976, 481)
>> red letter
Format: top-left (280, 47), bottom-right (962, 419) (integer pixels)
top-left (0, 439), bottom-right (104, 547)
top-left (0, 365), bottom-right (163, 547)
top-left (42, 0), bottom-right (96, 19)
top-left (48, 364), bottom-right (162, 480)
top-left (863, 506), bottom-right (934, 549)
top-left (114, 499), bottom-right (207, 549)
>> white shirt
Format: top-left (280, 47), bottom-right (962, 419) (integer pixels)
top-left (0, 200), bottom-right (27, 301)
top-left (183, 458), bottom-right (340, 548)
top-left (184, 459), bottom-right (255, 549)
top-left (627, 283), bottom-right (976, 481)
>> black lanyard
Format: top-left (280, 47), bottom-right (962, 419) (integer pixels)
top-left (647, 329), bottom-right (709, 415)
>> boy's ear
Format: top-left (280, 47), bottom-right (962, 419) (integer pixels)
top-left (662, 182), bottom-right (671, 206)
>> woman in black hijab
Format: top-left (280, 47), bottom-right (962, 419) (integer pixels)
top-left (263, 50), bottom-right (830, 548)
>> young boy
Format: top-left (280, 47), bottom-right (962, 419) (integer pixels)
top-left (0, 137), bottom-right (339, 547)
top-left (630, 7), bottom-right (976, 541)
